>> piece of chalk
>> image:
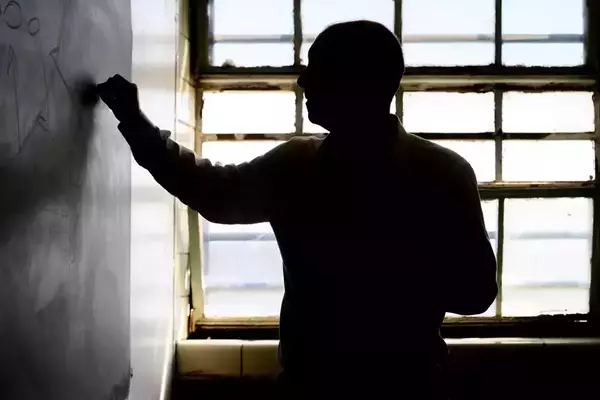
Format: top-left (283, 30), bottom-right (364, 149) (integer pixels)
top-left (76, 78), bottom-right (99, 107)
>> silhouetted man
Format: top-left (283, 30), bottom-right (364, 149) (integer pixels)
top-left (99, 20), bottom-right (497, 399)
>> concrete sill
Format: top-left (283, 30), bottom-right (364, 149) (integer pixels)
top-left (176, 338), bottom-right (600, 378)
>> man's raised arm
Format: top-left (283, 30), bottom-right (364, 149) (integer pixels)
top-left (98, 75), bottom-right (288, 224)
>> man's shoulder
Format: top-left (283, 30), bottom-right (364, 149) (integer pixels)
top-left (404, 133), bottom-right (475, 179)
top-left (279, 135), bottom-right (325, 156)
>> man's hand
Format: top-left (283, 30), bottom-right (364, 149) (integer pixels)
top-left (97, 74), bottom-right (141, 123)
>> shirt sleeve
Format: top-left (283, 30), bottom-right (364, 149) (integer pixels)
top-left (118, 113), bottom-right (295, 224)
top-left (438, 160), bottom-right (498, 315)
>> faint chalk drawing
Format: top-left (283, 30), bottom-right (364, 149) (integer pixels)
top-left (27, 17), bottom-right (39, 36)
top-left (3, 1), bottom-right (22, 30)
top-left (6, 45), bottom-right (20, 151)
top-left (49, 46), bottom-right (73, 100)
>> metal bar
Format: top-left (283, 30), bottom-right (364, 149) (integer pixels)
top-left (204, 231), bottom-right (590, 243)
top-left (207, 0), bottom-right (215, 67)
top-left (584, 0), bottom-right (598, 71)
top-left (478, 183), bottom-right (595, 199)
top-left (211, 33), bottom-right (584, 45)
top-left (494, 0), bottom-right (503, 318)
top-left (293, 0), bottom-right (302, 67)
top-left (192, 0), bottom-right (210, 77)
top-left (195, 313), bottom-right (591, 328)
top-left (590, 92), bottom-right (600, 317)
top-left (586, 0), bottom-right (600, 318)
top-left (199, 65), bottom-right (593, 77)
top-left (197, 69), bottom-right (596, 91)
top-left (495, 198), bottom-right (504, 316)
top-left (494, 92), bottom-right (503, 181)
top-left (293, 0), bottom-right (303, 134)
top-left (199, 132), bottom-right (595, 142)
top-left (495, 0), bottom-right (502, 66)
top-left (187, 0), bottom-right (211, 329)
top-left (395, 0), bottom-right (404, 122)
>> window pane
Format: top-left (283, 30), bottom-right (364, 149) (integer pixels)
top-left (503, 0), bottom-right (584, 35)
top-left (503, 92), bottom-right (594, 133)
top-left (502, 198), bottom-right (592, 316)
top-left (403, 43), bottom-right (494, 66)
top-left (205, 287), bottom-right (284, 318)
top-left (212, 43), bottom-right (294, 67)
top-left (202, 141), bottom-right (285, 318)
top-left (403, 93), bottom-right (494, 133)
top-left (432, 141), bottom-right (496, 182)
top-left (302, 96), bottom-right (396, 134)
top-left (503, 140), bottom-right (595, 181)
top-left (302, 0), bottom-right (394, 36)
top-left (403, 0), bottom-right (494, 35)
top-left (503, 43), bottom-right (584, 67)
top-left (202, 92), bottom-right (295, 134)
top-left (213, 0), bottom-right (293, 36)
top-left (447, 200), bottom-right (498, 318)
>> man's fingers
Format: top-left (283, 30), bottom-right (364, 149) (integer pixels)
top-left (112, 74), bottom-right (132, 90)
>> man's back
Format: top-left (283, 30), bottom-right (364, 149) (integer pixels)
top-left (271, 117), bottom-right (493, 390)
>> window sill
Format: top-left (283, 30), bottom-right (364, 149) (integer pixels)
top-left (176, 337), bottom-right (600, 378)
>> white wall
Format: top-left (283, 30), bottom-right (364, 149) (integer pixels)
top-left (129, 0), bottom-right (178, 399)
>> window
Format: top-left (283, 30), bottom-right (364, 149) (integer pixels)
top-left (192, 1), bottom-right (598, 327)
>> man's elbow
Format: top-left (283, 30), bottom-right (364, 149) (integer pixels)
top-left (453, 280), bottom-right (498, 316)
top-left (447, 254), bottom-right (498, 315)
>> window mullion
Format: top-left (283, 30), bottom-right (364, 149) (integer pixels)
top-left (395, 0), bottom-right (404, 122)
top-left (495, 198), bottom-right (505, 317)
top-left (590, 92), bottom-right (600, 317)
top-left (494, 0), bottom-right (504, 316)
top-left (293, 0), bottom-right (303, 134)
top-left (586, 0), bottom-right (600, 318)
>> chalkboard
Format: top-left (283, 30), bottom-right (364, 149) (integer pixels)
top-left (0, 0), bottom-right (132, 399)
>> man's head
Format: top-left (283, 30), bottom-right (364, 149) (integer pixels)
top-left (297, 20), bottom-right (404, 132)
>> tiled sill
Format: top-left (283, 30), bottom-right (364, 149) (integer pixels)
top-left (176, 338), bottom-right (600, 378)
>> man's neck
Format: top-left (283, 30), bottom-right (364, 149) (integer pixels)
top-left (328, 113), bottom-right (393, 135)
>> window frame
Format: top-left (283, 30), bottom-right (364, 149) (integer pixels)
top-left (187, 0), bottom-right (600, 336)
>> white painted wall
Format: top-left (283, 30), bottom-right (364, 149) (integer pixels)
top-left (129, 0), bottom-right (178, 399)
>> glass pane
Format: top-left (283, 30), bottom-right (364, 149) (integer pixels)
top-left (202, 141), bottom-right (285, 318)
top-left (403, 43), bottom-right (494, 66)
top-left (446, 199), bottom-right (498, 318)
top-left (502, 198), bottom-right (592, 316)
top-left (503, 0), bottom-right (584, 35)
top-left (213, 0), bottom-right (293, 35)
top-left (205, 287), bottom-right (284, 318)
top-left (302, 0), bottom-right (394, 36)
top-left (432, 141), bottom-right (496, 182)
top-left (503, 43), bottom-right (584, 67)
top-left (302, 96), bottom-right (396, 134)
top-left (403, 92), bottom-right (494, 133)
top-left (203, 240), bottom-right (283, 287)
top-left (503, 140), bottom-right (595, 181)
top-left (503, 92), bottom-right (594, 133)
top-left (212, 43), bottom-right (293, 67)
top-left (202, 92), bottom-right (295, 134)
top-left (403, 0), bottom-right (494, 35)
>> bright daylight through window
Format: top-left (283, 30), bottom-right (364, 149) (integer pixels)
top-left (191, 0), bottom-right (597, 322)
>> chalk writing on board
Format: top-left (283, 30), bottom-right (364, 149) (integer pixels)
top-left (6, 45), bottom-right (21, 150)
top-left (1, 1), bottom-right (39, 34)
top-left (1, 0), bottom-right (77, 155)
top-left (49, 46), bottom-right (73, 100)
top-left (27, 16), bottom-right (39, 35)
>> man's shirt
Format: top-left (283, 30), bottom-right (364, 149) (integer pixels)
top-left (119, 113), bottom-right (497, 385)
